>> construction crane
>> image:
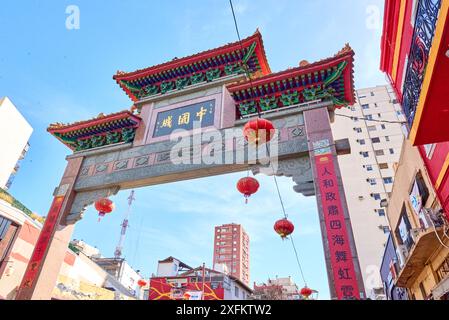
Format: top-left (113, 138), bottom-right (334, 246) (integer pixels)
top-left (114, 190), bottom-right (135, 259)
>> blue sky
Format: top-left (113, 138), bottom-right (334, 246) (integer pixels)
top-left (1, 0), bottom-right (386, 299)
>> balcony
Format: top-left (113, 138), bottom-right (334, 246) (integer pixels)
top-left (402, 0), bottom-right (449, 144)
top-left (396, 227), bottom-right (446, 287)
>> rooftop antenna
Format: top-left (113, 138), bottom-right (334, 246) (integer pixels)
top-left (114, 190), bottom-right (135, 259)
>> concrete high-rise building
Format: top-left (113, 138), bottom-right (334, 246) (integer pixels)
top-left (0, 97), bottom-right (33, 190)
top-left (213, 223), bottom-right (249, 285)
top-left (331, 85), bottom-right (407, 299)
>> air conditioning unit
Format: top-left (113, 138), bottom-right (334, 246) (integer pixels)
top-left (396, 245), bottom-right (408, 269)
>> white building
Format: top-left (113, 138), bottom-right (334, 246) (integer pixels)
top-left (0, 97), bottom-right (33, 190)
top-left (331, 85), bottom-right (406, 299)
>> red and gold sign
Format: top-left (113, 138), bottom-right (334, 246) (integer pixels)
top-left (149, 278), bottom-right (223, 300)
top-left (16, 196), bottom-right (65, 298)
top-left (314, 153), bottom-right (360, 299)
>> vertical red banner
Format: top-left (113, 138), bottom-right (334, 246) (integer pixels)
top-left (315, 154), bottom-right (360, 299)
top-left (17, 196), bottom-right (65, 294)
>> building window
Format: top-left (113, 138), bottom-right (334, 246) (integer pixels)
top-left (368, 178), bottom-right (377, 185)
top-left (379, 163), bottom-right (389, 169)
top-left (361, 152), bottom-right (369, 158)
top-left (368, 125), bottom-right (377, 132)
top-left (362, 104), bottom-right (369, 110)
top-left (371, 137), bottom-right (381, 143)
top-left (359, 95), bottom-right (367, 99)
top-left (375, 150), bottom-right (385, 156)
top-left (414, 171), bottom-right (430, 205)
top-left (0, 217), bottom-right (19, 262)
top-left (396, 206), bottom-right (414, 250)
top-left (366, 165), bottom-right (373, 171)
top-left (372, 193), bottom-right (381, 200)
top-left (383, 177), bottom-right (393, 184)
top-left (436, 256), bottom-right (449, 281)
top-left (396, 110), bottom-right (403, 116)
top-left (381, 124), bottom-right (386, 130)
top-left (378, 209), bottom-right (386, 216)
top-left (424, 144), bottom-right (436, 159)
top-left (366, 114), bottom-right (373, 120)
top-left (389, 148), bottom-right (395, 154)
top-left (370, 92), bottom-right (374, 96)
top-left (382, 226), bottom-right (390, 233)
top-left (359, 139), bottom-right (366, 145)
top-left (419, 282), bottom-right (428, 299)
top-left (354, 127), bottom-right (362, 133)
top-left (385, 136), bottom-right (390, 142)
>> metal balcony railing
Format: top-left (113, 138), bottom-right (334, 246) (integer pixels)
top-left (402, 0), bottom-right (442, 127)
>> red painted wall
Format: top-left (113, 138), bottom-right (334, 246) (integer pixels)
top-left (419, 143), bottom-right (449, 216)
top-left (381, 0), bottom-right (449, 218)
top-left (393, 0), bottom-right (415, 100)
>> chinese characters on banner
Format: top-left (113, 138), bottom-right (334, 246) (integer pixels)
top-left (18, 196), bottom-right (65, 294)
top-left (315, 153), bottom-right (361, 299)
top-left (153, 99), bottom-right (215, 137)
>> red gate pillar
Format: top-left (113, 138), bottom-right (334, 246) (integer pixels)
top-left (15, 157), bottom-right (83, 300)
top-left (304, 107), bottom-right (366, 300)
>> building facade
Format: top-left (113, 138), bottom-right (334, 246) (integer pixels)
top-left (384, 139), bottom-right (448, 300)
top-left (0, 197), bottom-right (136, 300)
top-left (252, 276), bottom-right (306, 300)
top-left (213, 223), bottom-right (249, 285)
top-left (380, 0), bottom-right (449, 219)
top-left (331, 85), bottom-right (406, 298)
top-left (149, 257), bottom-right (252, 300)
top-left (0, 195), bottom-right (41, 299)
top-left (0, 97), bottom-right (33, 190)
top-left (379, 234), bottom-right (408, 300)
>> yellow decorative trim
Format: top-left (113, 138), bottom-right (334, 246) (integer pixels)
top-left (391, 0), bottom-right (407, 81)
top-left (410, 1), bottom-right (449, 143)
top-left (435, 153), bottom-right (449, 189)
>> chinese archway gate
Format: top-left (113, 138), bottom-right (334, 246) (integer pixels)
top-left (16, 30), bottom-right (365, 300)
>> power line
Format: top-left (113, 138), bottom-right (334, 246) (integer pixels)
top-left (334, 113), bottom-right (407, 124)
top-left (229, 0), bottom-right (261, 118)
top-left (229, 0), bottom-right (308, 288)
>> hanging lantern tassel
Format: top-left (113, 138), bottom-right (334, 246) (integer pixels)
top-left (243, 118), bottom-right (275, 146)
top-left (274, 218), bottom-right (295, 240)
top-left (95, 198), bottom-right (115, 222)
top-left (300, 286), bottom-right (313, 299)
top-left (237, 177), bottom-right (260, 204)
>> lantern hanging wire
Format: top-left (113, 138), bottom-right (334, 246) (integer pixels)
top-left (230, 0), bottom-right (308, 289)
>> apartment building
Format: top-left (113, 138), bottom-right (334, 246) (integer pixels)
top-left (0, 97), bottom-right (33, 190)
top-left (213, 223), bottom-right (249, 285)
top-left (331, 85), bottom-right (407, 299)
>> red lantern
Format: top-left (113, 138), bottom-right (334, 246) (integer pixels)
top-left (94, 198), bottom-right (115, 221)
top-left (274, 218), bottom-right (294, 239)
top-left (243, 118), bottom-right (275, 145)
top-left (137, 279), bottom-right (147, 287)
top-left (300, 286), bottom-right (313, 299)
top-left (236, 177), bottom-right (260, 203)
